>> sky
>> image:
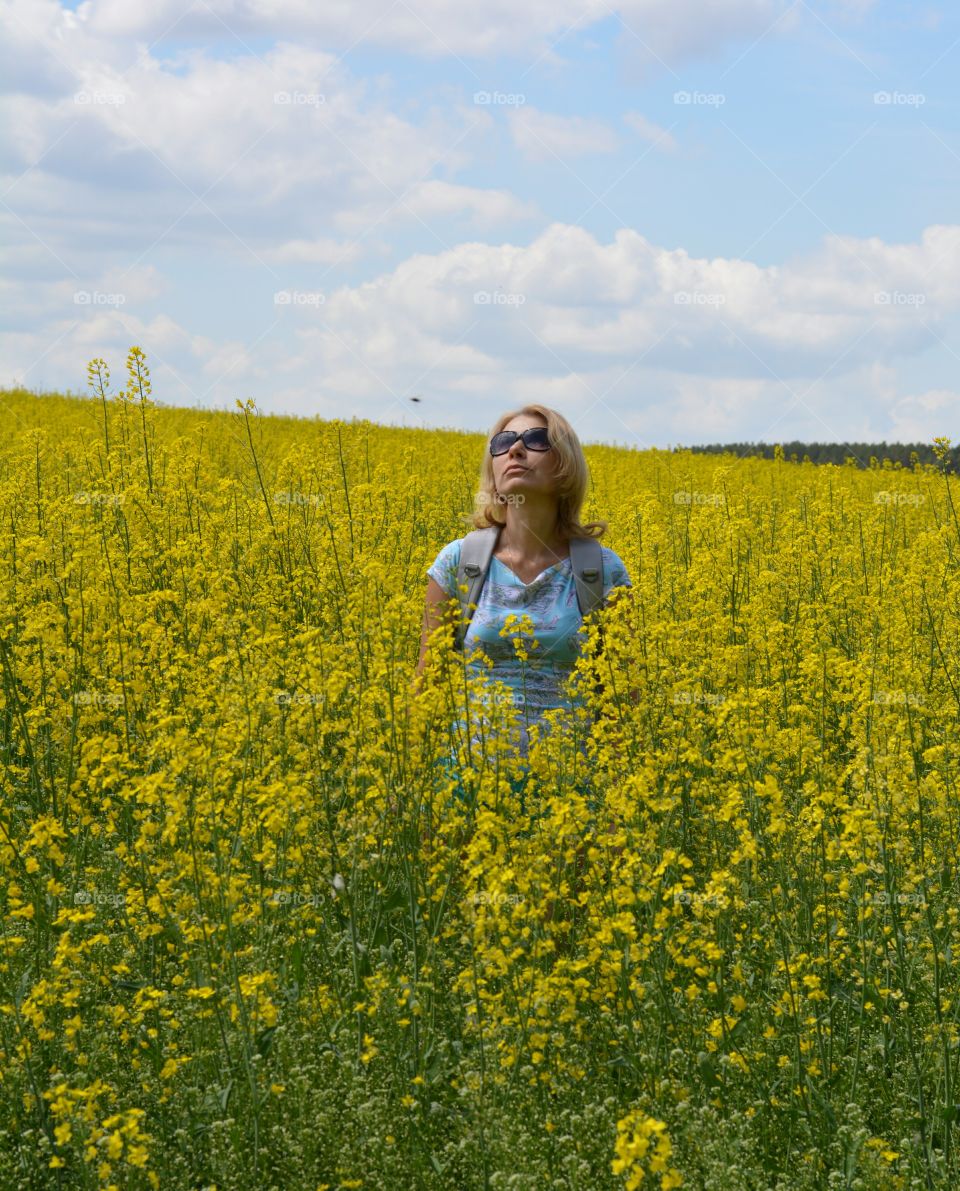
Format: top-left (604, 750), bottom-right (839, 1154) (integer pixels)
top-left (1, 0), bottom-right (958, 449)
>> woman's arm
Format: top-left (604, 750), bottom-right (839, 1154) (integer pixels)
top-left (411, 576), bottom-right (458, 695)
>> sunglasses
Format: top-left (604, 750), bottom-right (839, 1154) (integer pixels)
top-left (489, 427), bottom-right (551, 456)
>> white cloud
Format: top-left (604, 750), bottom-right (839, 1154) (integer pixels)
top-left (0, 306), bottom-right (206, 399)
top-left (266, 238), bottom-right (376, 266)
top-left (346, 179), bottom-right (542, 234)
top-left (11, 217), bottom-right (957, 414)
top-left (236, 220), bottom-right (960, 433)
top-left (402, 180), bottom-right (542, 226)
top-left (0, 37), bottom-right (535, 285)
top-left (0, 0), bottom-right (947, 447)
top-left (72, 0), bottom-right (800, 67)
top-left (613, 0), bottom-right (800, 77)
top-left (887, 387), bottom-right (959, 443)
top-left (0, 264), bottom-right (166, 335)
top-left (6, 216), bottom-right (958, 439)
top-left (622, 110), bottom-right (678, 152)
top-left (509, 106), bottom-right (620, 163)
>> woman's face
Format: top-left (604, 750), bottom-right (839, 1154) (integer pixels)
top-left (492, 415), bottom-right (558, 500)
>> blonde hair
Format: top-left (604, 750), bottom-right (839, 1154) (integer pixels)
top-left (464, 404), bottom-right (607, 541)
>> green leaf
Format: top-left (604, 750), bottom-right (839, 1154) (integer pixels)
top-left (255, 1026), bottom-right (278, 1058)
top-left (14, 967), bottom-right (33, 1010)
top-left (697, 1051), bottom-right (719, 1088)
top-left (288, 939), bottom-right (304, 986)
top-left (381, 888), bottom-right (409, 914)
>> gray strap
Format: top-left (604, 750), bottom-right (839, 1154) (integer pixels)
top-left (569, 536), bottom-right (603, 620)
top-left (456, 525), bottom-right (501, 649)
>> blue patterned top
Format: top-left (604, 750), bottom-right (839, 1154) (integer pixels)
top-left (426, 537), bottom-right (633, 757)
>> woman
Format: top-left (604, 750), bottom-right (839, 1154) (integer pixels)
top-left (412, 405), bottom-right (634, 823)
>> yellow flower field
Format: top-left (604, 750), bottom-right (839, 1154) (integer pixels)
top-left (0, 347), bottom-right (958, 1189)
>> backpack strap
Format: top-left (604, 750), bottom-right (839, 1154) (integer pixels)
top-left (569, 535), bottom-right (604, 621)
top-left (456, 525), bottom-right (502, 650)
top-left (454, 526), bottom-right (605, 651)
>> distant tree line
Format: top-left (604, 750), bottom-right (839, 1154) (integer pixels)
top-left (678, 440), bottom-right (959, 473)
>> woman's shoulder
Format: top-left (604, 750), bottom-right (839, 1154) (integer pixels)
top-left (426, 538), bottom-right (464, 598)
top-left (435, 537), bottom-right (464, 561)
top-left (595, 541), bottom-right (632, 589)
top-left (598, 542), bottom-right (627, 563)
top-left (432, 527), bottom-right (499, 564)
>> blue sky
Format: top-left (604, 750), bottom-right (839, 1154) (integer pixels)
top-left (2, 0), bottom-right (958, 448)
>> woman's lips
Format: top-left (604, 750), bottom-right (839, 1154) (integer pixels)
top-left (505, 465), bottom-right (527, 474)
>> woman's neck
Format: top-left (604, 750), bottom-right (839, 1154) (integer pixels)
top-left (497, 518), bottom-right (567, 559)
